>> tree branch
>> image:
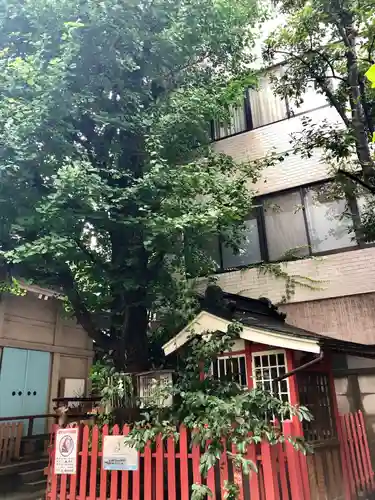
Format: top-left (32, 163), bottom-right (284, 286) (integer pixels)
top-left (338, 169), bottom-right (375, 194)
top-left (270, 49), bottom-right (350, 127)
top-left (58, 267), bottom-right (112, 349)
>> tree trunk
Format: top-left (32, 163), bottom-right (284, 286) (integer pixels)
top-left (344, 23), bottom-right (375, 185)
top-left (112, 303), bottom-right (150, 373)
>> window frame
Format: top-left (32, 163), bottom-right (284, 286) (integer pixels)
top-left (211, 64), bottom-right (331, 142)
top-left (210, 353), bottom-right (248, 388)
top-left (252, 349), bottom-right (291, 404)
top-left (259, 181), bottom-right (364, 262)
top-left (212, 180), bottom-right (366, 274)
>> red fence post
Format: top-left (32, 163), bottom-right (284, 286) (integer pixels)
top-left (89, 425), bottom-right (99, 500)
top-left (49, 427), bottom-right (58, 500)
top-left (100, 425), bottom-right (109, 500)
top-left (121, 425), bottom-right (130, 500)
top-left (206, 442), bottom-right (216, 500)
top-left (110, 425), bottom-right (120, 500)
top-left (180, 425), bottom-right (189, 500)
top-left (283, 421), bottom-right (305, 500)
top-left (144, 439), bottom-right (152, 500)
top-left (155, 434), bottom-right (164, 500)
top-left (78, 425), bottom-right (89, 500)
top-left (232, 444), bottom-right (244, 500)
top-left (358, 410), bottom-right (375, 490)
top-left (247, 442), bottom-right (260, 500)
top-left (191, 431), bottom-right (201, 486)
top-left (261, 441), bottom-right (278, 500)
top-left (167, 436), bottom-right (177, 500)
top-left (337, 414), bottom-right (355, 499)
top-left (219, 439), bottom-right (229, 497)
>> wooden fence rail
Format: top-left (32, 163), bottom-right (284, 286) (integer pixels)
top-left (46, 411), bottom-right (375, 500)
top-left (0, 421), bottom-right (23, 464)
top-left (46, 420), bottom-right (308, 500)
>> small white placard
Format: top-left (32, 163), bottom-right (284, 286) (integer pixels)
top-left (54, 428), bottom-right (78, 475)
top-left (103, 435), bottom-right (138, 471)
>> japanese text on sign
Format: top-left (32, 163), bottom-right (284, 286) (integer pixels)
top-left (103, 435), bottom-right (138, 471)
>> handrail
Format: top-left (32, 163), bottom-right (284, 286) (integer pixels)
top-left (52, 396), bottom-right (101, 403)
top-left (0, 413), bottom-right (94, 437)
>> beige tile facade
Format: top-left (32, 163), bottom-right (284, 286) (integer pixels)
top-left (213, 106), bottom-right (342, 195)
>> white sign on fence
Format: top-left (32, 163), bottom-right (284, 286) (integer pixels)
top-left (103, 435), bottom-right (138, 471)
top-left (54, 428), bottom-right (79, 475)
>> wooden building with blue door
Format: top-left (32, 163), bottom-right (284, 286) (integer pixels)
top-left (0, 284), bottom-right (94, 436)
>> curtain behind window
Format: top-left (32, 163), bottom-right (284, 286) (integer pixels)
top-left (213, 102), bottom-right (247, 140)
top-left (303, 186), bottom-right (355, 252)
top-left (248, 67), bottom-right (288, 128)
top-left (264, 191), bottom-right (309, 261)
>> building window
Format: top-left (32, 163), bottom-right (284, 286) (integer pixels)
top-left (212, 102), bottom-right (248, 141)
top-left (252, 350), bottom-right (290, 403)
top-left (221, 216), bottom-right (262, 269)
top-left (211, 66), bottom-right (330, 141)
top-left (263, 191), bottom-right (310, 261)
top-left (211, 355), bottom-right (248, 387)
top-left (247, 67), bottom-right (288, 128)
top-left (303, 185), bottom-right (356, 253)
top-left (261, 182), bottom-right (358, 262)
top-left (191, 182), bottom-right (363, 274)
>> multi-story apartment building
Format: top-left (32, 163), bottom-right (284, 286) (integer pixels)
top-left (203, 68), bottom-right (375, 442)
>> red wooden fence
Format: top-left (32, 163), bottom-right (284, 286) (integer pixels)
top-left (46, 411), bottom-right (375, 500)
top-left (46, 420), bottom-right (308, 500)
top-left (338, 410), bottom-right (375, 499)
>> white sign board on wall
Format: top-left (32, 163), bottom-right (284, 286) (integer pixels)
top-left (54, 428), bottom-right (79, 474)
top-left (103, 436), bottom-right (138, 471)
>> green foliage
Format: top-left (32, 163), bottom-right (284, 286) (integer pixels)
top-left (0, 0), bottom-right (269, 369)
top-left (90, 358), bottom-right (133, 408)
top-left (264, 0), bottom-right (375, 240)
top-left (124, 323), bottom-right (312, 498)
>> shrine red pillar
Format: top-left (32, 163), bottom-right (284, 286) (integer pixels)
top-left (285, 350), bottom-right (311, 500)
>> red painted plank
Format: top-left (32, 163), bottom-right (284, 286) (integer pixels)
top-left (276, 443), bottom-right (289, 500)
top-left (261, 441), bottom-right (277, 500)
top-left (349, 412), bottom-right (365, 490)
top-left (282, 421), bottom-right (304, 500)
top-left (232, 444), bottom-right (244, 500)
top-left (167, 437), bottom-right (177, 500)
top-left (155, 435), bottom-right (164, 500)
top-left (329, 370), bottom-right (353, 500)
top-left (144, 440), bottom-right (152, 500)
top-left (355, 411), bottom-right (369, 491)
top-left (180, 426), bottom-right (189, 500)
top-left (68, 427), bottom-right (79, 500)
top-left (206, 440), bottom-right (216, 500)
top-left (132, 445), bottom-right (141, 500)
top-left (79, 425), bottom-right (89, 500)
top-left (358, 410), bottom-right (375, 490)
top-left (100, 425), bottom-right (109, 500)
top-left (345, 413), bottom-right (360, 492)
top-left (110, 425), bottom-right (120, 500)
top-left (191, 435), bottom-right (201, 486)
top-left (121, 425), bottom-right (130, 500)
top-left (247, 442), bottom-right (260, 500)
top-left (88, 426), bottom-right (99, 500)
top-left (338, 415), bottom-right (355, 498)
top-left (60, 473), bottom-right (68, 500)
top-left (49, 429), bottom-right (58, 500)
top-left (219, 439), bottom-right (229, 496)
